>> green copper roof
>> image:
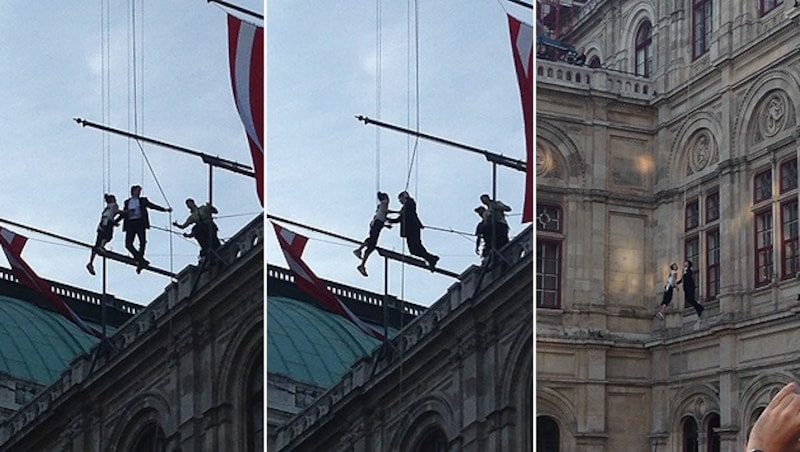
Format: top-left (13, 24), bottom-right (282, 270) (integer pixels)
top-left (267, 295), bottom-right (381, 388)
top-left (0, 295), bottom-right (97, 384)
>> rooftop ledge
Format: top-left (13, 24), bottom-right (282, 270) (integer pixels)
top-left (274, 225), bottom-right (533, 449)
top-left (537, 59), bottom-right (654, 101)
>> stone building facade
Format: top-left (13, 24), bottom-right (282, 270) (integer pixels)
top-left (0, 216), bottom-right (263, 452)
top-left (537, 1), bottom-right (800, 451)
top-left (274, 228), bottom-right (533, 452)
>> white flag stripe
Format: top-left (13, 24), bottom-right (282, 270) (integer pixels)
top-left (515, 20), bottom-right (533, 80)
top-left (233, 22), bottom-right (262, 153)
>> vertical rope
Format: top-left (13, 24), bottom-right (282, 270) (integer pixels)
top-left (375, 0), bottom-right (382, 193)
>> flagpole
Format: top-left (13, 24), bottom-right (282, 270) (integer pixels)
top-left (0, 217), bottom-right (176, 278)
top-left (355, 115), bottom-right (527, 172)
top-left (268, 214), bottom-right (461, 279)
top-left (207, 0), bottom-right (263, 20)
top-left (74, 118), bottom-right (256, 179)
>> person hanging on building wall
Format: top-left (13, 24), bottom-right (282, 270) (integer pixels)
top-left (746, 381), bottom-right (800, 452)
top-left (480, 194), bottom-right (512, 252)
top-left (676, 260), bottom-right (705, 323)
top-left (387, 191), bottom-right (439, 271)
top-left (655, 262), bottom-right (680, 320)
top-left (86, 193), bottom-right (120, 276)
top-left (115, 185), bottom-right (172, 274)
top-left (353, 191), bottom-right (393, 277)
top-left (474, 206), bottom-right (492, 259)
top-left (172, 198), bottom-right (220, 259)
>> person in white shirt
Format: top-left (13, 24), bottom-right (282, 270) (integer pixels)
top-left (656, 262), bottom-right (679, 320)
top-left (114, 185), bottom-right (172, 273)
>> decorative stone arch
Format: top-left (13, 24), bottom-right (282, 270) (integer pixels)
top-left (583, 39), bottom-right (603, 68)
top-left (390, 393), bottom-right (457, 452)
top-left (499, 322), bottom-right (532, 451)
top-left (107, 391), bottom-right (172, 452)
top-left (669, 383), bottom-right (720, 436)
top-left (536, 387), bottom-right (576, 451)
top-left (620, 2), bottom-right (657, 73)
top-left (733, 69), bottom-right (800, 158)
top-left (536, 120), bottom-right (586, 186)
top-left (668, 111), bottom-right (723, 186)
top-left (739, 371), bottom-right (797, 437)
top-left (217, 316), bottom-right (263, 449)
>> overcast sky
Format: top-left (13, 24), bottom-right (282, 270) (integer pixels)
top-left (266, 1), bottom-right (532, 306)
top-left (0, 1), bottom-right (263, 305)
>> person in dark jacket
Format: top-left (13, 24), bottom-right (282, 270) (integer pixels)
top-left (677, 260), bottom-right (704, 323)
top-left (115, 185), bottom-right (172, 273)
top-left (387, 191), bottom-right (439, 270)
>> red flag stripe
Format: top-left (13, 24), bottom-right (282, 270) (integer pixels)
top-left (0, 227), bottom-right (102, 338)
top-left (508, 14), bottom-right (534, 223)
top-left (227, 14), bottom-right (264, 205)
top-left (272, 222), bottom-right (384, 341)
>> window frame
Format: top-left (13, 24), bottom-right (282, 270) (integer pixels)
top-left (760, 0), bottom-right (783, 17)
top-left (692, 0), bottom-right (713, 59)
top-left (754, 168), bottom-right (772, 204)
top-left (780, 157), bottom-right (797, 194)
top-left (755, 208), bottom-right (774, 287)
top-left (706, 228), bottom-right (720, 299)
top-left (781, 199), bottom-right (799, 279)
top-left (537, 239), bottom-right (562, 309)
top-left (634, 20), bottom-right (653, 77)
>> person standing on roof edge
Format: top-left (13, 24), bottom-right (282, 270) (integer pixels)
top-left (480, 193), bottom-right (512, 251)
top-left (353, 191), bottom-right (393, 277)
top-left (387, 191), bottom-right (439, 271)
top-left (115, 185), bottom-right (172, 273)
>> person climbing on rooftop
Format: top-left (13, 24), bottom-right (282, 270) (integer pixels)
top-left (173, 198), bottom-right (220, 260)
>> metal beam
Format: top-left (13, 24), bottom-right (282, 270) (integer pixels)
top-left (74, 118), bottom-right (256, 178)
top-left (355, 115), bottom-right (526, 173)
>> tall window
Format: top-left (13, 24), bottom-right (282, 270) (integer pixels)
top-left (705, 413), bottom-right (721, 452)
top-left (781, 200), bottom-right (798, 278)
top-left (537, 204), bottom-right (563, 309)
top-left (760, 0), bottom-right (783, 16)
top-left (755, 209), bottom-right (774, 286)
top-left (706, 229), bottom-right (720, 299)
top-left (685, 236), bottom-right (700, 301)
top-left (684, 190), bottom-right (720, 302)
top-left (635, 21), bottom-right (653, 77)
top-left (683, 416), bottom-right (699, 452)
top-left (693, 0), bottom-right (712, 58)
top-left (780, 158), bottom-right (797, 193)
top-left (537, 416), bottom-right (560, 452)
top-left (686, 199), bottom-right (700, 231)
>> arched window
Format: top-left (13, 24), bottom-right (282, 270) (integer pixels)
top-left (537, 416), bottom-right (559, 452)
top-left (588, 55), bottom-right (601, 68)
top-left (682, 416), bottom-right (699, 452)
top-left (246, 349), bottom-right (264, 452)
top-left (704, 413), bottom-right (720, 452)
top-left (635, 21), bottom-right (653, 77)
top-left (130, 422), bottom-right (166, 452)
top-left (415, 427), bottom-right (448, 452)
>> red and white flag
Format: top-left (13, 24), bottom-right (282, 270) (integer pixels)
top-left (0, 227), bottom-right (102, 338)
top-left (272, 222), bottom-right (385, 341)
top-left (507, 14), bottom-right (533, 223)
top-left (227, 14), bottom-right (264, 206)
